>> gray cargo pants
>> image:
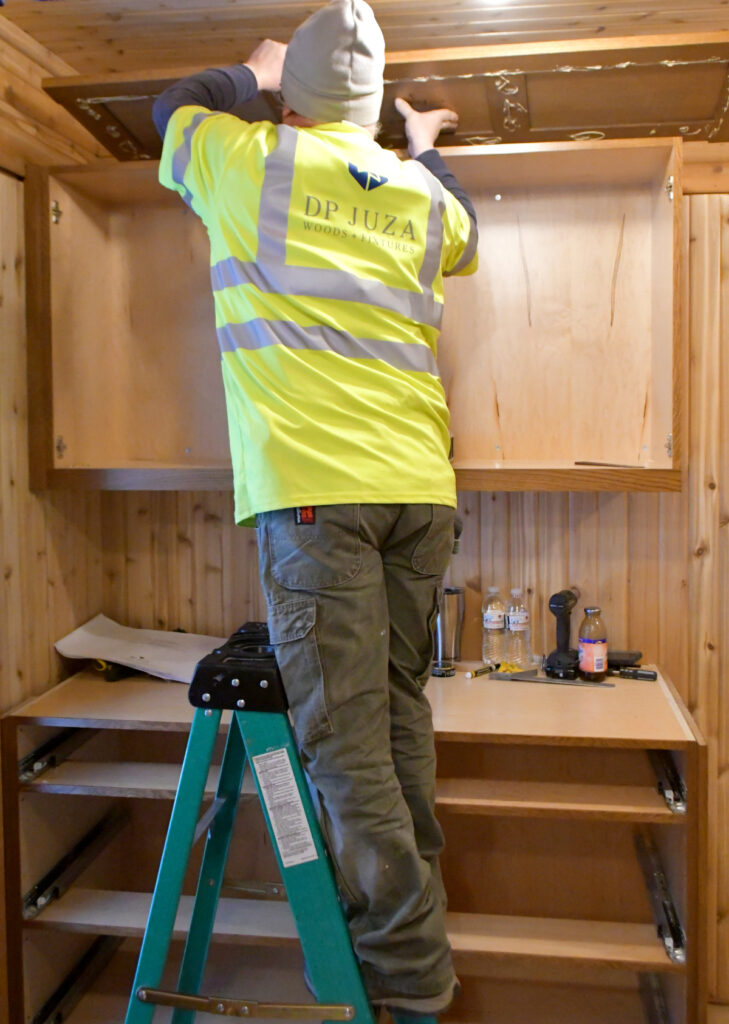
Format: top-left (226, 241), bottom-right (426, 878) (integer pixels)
top-left (256, 503), bottom-right (457, 1012)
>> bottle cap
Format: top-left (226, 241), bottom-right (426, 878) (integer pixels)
top-left (511, 587), bottom-right (522, 596)
top-left (487, 586), bottom-right (499, 594)
top-left (584, 606), bottom-right (601, 614)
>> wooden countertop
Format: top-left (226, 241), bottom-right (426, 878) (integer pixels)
top-left (428, 663), bottom-right (697, 748)
top-left (7, 665), bottom-right (698, 749)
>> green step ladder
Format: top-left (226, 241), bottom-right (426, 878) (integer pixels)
top-left (124, 624), bottom-right (376, 1024)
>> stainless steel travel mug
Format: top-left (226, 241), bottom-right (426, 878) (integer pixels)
top-left (433, 586), bottom-right (465, 664)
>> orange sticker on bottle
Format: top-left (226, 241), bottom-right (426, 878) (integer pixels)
top-left (579, 639), bottom-right (608, 673)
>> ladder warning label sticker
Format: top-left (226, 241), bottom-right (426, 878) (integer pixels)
top-left (252, 748), bottom-right (319, 868)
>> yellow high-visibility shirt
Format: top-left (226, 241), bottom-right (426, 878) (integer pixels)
top-left (159, 106), bottom-right (478, 526)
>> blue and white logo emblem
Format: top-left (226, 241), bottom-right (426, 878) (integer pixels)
top-left (348, 163), bottom-right (388, 191)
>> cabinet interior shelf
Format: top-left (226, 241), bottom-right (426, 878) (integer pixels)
top-left (453, 467), bottom-right (682, 494)
top-left (28, 888), bottom-right (680, 974)
top-left (24, 762), bottom-right (677, 823)
top-left (37, 465), bottom-right (683, 494)
top-left (436, 778), bottom-right (679, 822)
top-left (55, 945), bottom-right (657, 1024)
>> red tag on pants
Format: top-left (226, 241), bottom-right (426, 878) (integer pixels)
top-left (295, 507), bottom-right (316, 525)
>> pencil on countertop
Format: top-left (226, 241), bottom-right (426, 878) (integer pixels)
top-left (465, 664), bottom-right (496, 678)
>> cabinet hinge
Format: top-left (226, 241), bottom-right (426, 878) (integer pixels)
top-left (665, 176), bottom-right (674, 201)
top-left (665, 433), bottom-right (673, 459)
top-left (56, 435), bottom-right (67, 459)
top-left (51, 200), bottom-right (62, 224)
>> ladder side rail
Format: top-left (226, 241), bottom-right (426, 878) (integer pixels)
top-left (124, 707), bottom-right (222, 1024)
top-left (239, 710), bottom-right (376, 1024)
top-left (172, 711), bottom-right (249, 1024)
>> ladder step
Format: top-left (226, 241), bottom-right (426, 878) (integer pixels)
top-left (30, 888), bottom-right (678, 972)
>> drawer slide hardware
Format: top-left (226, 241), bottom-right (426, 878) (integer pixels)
top-left (18, 727), bottom-right (97, 784)
top-left (30, 936), bottom-right (122, 1024)
top-left (635, 827), bottom-right (686, 964)
top-left (639, 973), bottom-right (670, 1024)
top-left (649, 750), bottom-right (687, 814)
top-left (137, 987), bottom-right (355, 1020)
top-left (23, 804), bottom-right (128, 918)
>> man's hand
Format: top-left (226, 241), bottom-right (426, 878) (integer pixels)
top-left (244, 39), bottom-right (287, 93)
top-left (395, 97), bottom-right (458, 157)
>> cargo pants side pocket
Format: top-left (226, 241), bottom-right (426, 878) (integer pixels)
top-left (267, 598), bottom-right (333, 745)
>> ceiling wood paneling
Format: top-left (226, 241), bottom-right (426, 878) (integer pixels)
top-left (3, 1), bottom-right (729, 77)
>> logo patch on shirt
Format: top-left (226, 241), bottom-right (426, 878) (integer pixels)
top-left (295, 507), bottom-right (316, 525)
top-left (348, 163), bottom-right (388, 191)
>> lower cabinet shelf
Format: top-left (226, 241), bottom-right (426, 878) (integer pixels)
top-left (42, 943), bottom-right (674, 1024)
top-left (436, 778), bottom-right (680, 822)
top-left (28, 886), bottom-right (679, 974)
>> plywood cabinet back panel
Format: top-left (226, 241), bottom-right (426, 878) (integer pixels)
top-left (440, 142), bottom-right (679, 470)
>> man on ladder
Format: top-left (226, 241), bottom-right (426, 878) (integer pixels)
top-left (151, 2), bottom-right (478, 1018)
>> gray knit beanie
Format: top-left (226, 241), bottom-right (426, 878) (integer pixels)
top-left (281, 0), bottom-right (385, 126)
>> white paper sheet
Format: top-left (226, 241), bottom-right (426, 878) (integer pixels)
top-left (55, 614), bottom-right (227, 684)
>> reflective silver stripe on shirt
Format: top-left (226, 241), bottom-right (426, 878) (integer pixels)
top-left (255, 125), bottom-right (298, 266)
top-left (171, 111), bottom-right (215, 209)
top-left (210, 256), bottom-right (440, 325)
top-left (411, 161), bottom-right (446, 293)
top-left (447, 215), bottom-right (479, 276)
top-left (218, 318), bottom-right (438, 375)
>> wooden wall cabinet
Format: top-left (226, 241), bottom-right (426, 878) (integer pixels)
top-left (2, 666), bottom-right (705, 1023)
top-left (26, 137), bottom-right (683, 493)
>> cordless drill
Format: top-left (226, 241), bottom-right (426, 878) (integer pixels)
top-left (544, 589), bottom-right (580, 679)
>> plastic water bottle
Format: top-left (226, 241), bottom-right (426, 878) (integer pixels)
top-left (506, 588), bottom-right (532, 668)
top-left (481, 586), bottom-right (506, 665)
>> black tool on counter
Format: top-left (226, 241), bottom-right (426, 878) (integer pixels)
top-left (607, 650), bottom-right (642, 668)
top-left (544, 589), bottom-right (580, 679)
top-left (607, 666), bottom-right (658, 681)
